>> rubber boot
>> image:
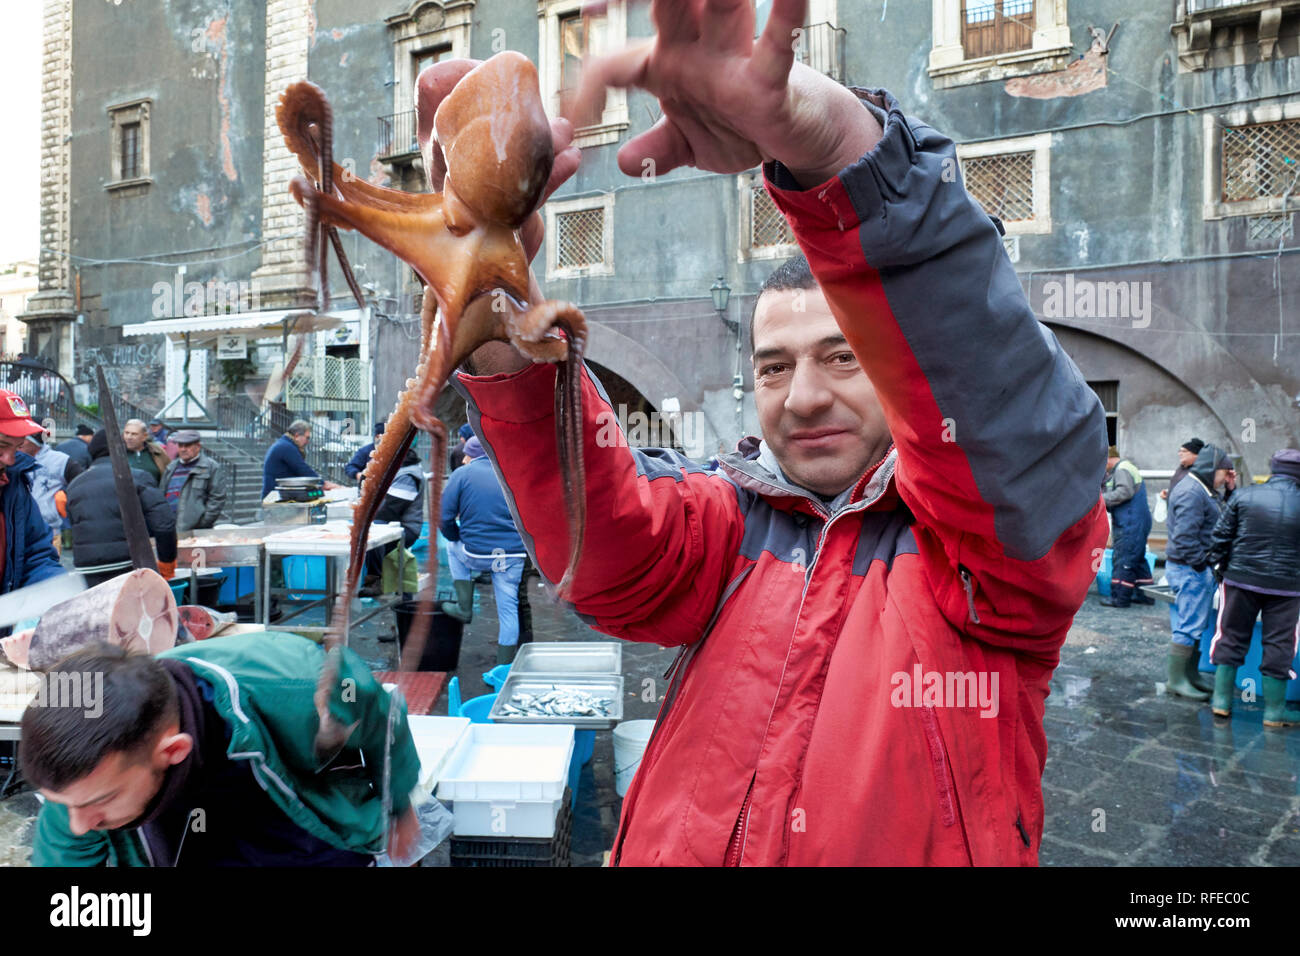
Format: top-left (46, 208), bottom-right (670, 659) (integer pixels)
top-left (440, 579), bottom-right (475, 623)
top-left (496, 642), bottom-right (518, 665)
top-left (1211, 665), bottom-right (1237, 717)
top-left (1186, 643), bottom-right (1214, 693)
top-left (1262, 676), bottom-right (1300, 728)
top-left (1166, 644), bottom-right (1210, 701)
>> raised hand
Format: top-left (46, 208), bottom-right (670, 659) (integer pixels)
top-left (567, 0), bottom-right (881, 188)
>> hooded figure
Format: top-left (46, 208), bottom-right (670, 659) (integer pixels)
top-left (1101, 447), bottom-right (1153, 608)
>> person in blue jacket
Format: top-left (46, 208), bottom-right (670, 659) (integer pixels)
top-left (438, 437), bottom-right (528, 664)
top-left (261, 420), bottom-right (341, 498)
top-left (0, 389), bottom-right (67, 604)
top-left (345, 420), bottom-right (384, 483)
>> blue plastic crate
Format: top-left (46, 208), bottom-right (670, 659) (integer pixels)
top-left (1194, 616), bottom-right (1300, 702)
top-left (282, 555), bottom-right (328, 601)
top-left (1095, 547), bottom-right (1159, 597)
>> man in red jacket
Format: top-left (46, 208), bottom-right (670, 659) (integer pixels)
top-left (439, 0), bottom-right (1108, 865)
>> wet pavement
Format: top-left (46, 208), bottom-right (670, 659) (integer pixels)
top-left (1, 566), bottom-right (1297, 866)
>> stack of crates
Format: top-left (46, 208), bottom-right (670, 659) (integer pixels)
top-left (449, 789), bottom-right (573, 867)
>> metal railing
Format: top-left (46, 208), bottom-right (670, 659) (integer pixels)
top-left (796, 21), bottom-right (847, 85)
top-left (378, 110), bottom-right (419, 159)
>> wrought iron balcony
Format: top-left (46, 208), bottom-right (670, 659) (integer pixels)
top-left (795, 21), bottom-right (847, 85)
top-left (378, 109), bottom-right (419, 161)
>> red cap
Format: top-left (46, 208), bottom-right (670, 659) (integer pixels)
top-left (0, 389), bottom-right (46, 439)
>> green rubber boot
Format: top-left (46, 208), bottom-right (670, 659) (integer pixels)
top-left (1262, 676), bottom-right (1300, 728)
top-left (1211, 665), bottom-right (1237, 717)
top-left (439, 579), bottom-right (475, 623)
top-left (496, 642), bottom-right (518, 665)
top-left (1166, 644), bottom-right (1210, 701)
top-left (1186, 643), bottom-right (1214, 693)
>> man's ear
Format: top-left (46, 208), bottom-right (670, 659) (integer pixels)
top-left (155, 732), bottom-right (193, 768)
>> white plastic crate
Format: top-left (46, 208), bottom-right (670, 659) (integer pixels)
top-left (436, 723), bottom-right (575, 838)
top-left (406, 715), bottom-right (472, 797)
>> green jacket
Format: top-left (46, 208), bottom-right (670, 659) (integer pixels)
top-left (30, 631), bottom-right (420, 867)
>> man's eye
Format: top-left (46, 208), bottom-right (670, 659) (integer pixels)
top-left (829, 352), bottom-right (858, 366)
top-left (758, 364), bottom-right (788, 377)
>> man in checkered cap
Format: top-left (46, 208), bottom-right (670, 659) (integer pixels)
top-left (0, 389), bottom-right (67, 606)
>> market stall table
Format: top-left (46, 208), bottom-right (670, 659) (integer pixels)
top-left (374, 671), bottom-right (450, 716)
top-left (175, 524), bottom-right (301, 622)
top-left (261, 522), bottom-right (407, 638)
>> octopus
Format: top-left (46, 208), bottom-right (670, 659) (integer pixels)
top-left (276, 52), bottom-right (588, 758)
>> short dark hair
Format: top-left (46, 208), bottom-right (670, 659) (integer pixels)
top-left (749, 253), bottom-right (818, 350)
top-left (20, 644), bottom-right (178, 791)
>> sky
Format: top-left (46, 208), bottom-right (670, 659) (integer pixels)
top-left (0, 3), bottom-right (41, 266)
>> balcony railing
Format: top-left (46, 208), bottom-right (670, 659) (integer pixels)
top-left (795, 22), bottom-right (846, 85)
top-left (378, 110), bottom-right (419, 160)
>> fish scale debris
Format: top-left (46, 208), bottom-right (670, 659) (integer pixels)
top-left (502, 685), bottom-right (614, 718)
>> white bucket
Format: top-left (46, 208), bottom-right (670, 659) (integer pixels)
top-left (611, 719), bottom-right (656, 798)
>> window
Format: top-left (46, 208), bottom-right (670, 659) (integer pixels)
top-left (545, 194), bottom-right (614, 279)
top-left (956, 133), bottom-right (1052, 235)
top-left (107, 99), bottom-right (151, 190)
top-left (539, 0), bottom-right (628, 148)
top-left (120, 122), bottom-right (142, 181)
top-left (737, 172), bottom-right (797, 261)
top-left (1087, 381), bottom-right (1118, 447)
top-left (1203, 103), bottom-right (1300, 219)
top-left (929, 0), bottom-right (1071, 89)
top-left (961, 0), bottom-right (1034, 58)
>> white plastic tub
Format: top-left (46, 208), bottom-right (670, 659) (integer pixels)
top-left (406, 715), bottom-right (471, 797)
top-left (612, 719), bottom-right (656, 797)
top-left (436, 723), bottom-right (575, 837)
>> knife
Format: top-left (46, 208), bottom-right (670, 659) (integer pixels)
top-left (0, 573), bottom-right (87, 629)
top-left (96, 367), bottom-right (158, 572)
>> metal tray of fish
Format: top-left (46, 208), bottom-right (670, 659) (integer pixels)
top-left (509, 642), bottom-right (622, 677)
top-left (489, 673), bottom-right (624, 729)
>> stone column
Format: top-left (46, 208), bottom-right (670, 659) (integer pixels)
top-left (251, 0), bottom-right (315, 309)
top-left (19, 0), bottom-right (76, 382)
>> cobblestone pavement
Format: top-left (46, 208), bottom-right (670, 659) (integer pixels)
top-left (2, 569), bottom-right (1297, 867)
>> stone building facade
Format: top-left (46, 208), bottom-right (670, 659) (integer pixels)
top-left (22, 0), bottom-right (1300, 476)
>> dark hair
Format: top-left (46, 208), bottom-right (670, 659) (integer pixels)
top-left (749, 253), bottom-right (818, 350)
top-left (20, 643), bottom-right (178, 791)
top-left (88, 428), bottom-right (109, 461)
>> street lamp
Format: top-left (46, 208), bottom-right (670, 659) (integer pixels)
top-left (711, 276), bottom-right (736, 333)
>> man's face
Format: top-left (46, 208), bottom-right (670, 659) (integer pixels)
top-left (1214, 468), bottom-right (1230, 490)
top-left (0, 432), bottom-right (24, 468)
top-left (176, 441), bottom-right (201, 463)
top-left (123, 425), bottom-right (147, 451)
top-left (293, 431), bottom-right (311, 450)
top-left (1177, 448), bottom-right (1197, 467)
top-left (751, 287), bottom-right (890, 498)
top-left (149, 423), bottom-right (163, 437)
top-left (40, 732), bottom-right (191, 835)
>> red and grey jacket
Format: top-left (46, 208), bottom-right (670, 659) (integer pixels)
top-left (453, 88), bottom-right (1109, 865)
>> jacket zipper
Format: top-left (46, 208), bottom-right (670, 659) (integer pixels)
top-left (958, 565), bottom-right (981, 624)
top-left (725, 777), bottom-right (756, 866)
top-left (728, 455), bottom-right (900, 861)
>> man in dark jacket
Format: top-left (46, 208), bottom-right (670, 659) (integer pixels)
top-left (1101, 447), bottom-right (1154, 608)
top-left (160, 431), bottom-right (228, 536)
top-left (1164, 443), bottom-right (1232, 700)
top-left (1205, 448), bottom-right (1300, 726)
top-left (54, 424), bottom-right (94, 470)
top-left (261, 420), bottom-right (341, 498)
top-left (65, 430), bottom-right (177, 586)
top-left (0, 389), bottom-right (66, 602)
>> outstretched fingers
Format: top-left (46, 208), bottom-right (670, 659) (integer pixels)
top-left (753, 0), bottom-right (807, 86)
top-left (617, 113), bottom-right (695, 177)
top-left (562, 39), bottom-right (653, 135)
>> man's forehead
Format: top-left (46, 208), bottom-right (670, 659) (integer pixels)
top-left (753, 291), bottom-right (844, 353)
top-left (42, 752), bottom-right (131, 806)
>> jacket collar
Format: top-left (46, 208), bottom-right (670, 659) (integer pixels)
top-left (719, 437), bottom-right (899, 518)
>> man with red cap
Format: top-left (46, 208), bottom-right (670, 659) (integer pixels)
top-left (0, 388), bottom-right (67, 603)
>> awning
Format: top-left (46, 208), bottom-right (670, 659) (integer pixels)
top-left (122, 308), bottom-right (363, 345)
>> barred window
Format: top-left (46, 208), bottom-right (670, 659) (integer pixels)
top-left (962, 150), bottom-right (1035, 223)
top-left (546, 195), bottom-right (614, 278)
top-left (555, 208), bottom-right (605, 269)
top-left (107, 99), bottom-right (151, 190)
top-left (1221, 118), bottom-right (1300, 203)
top-left (751, 185), bottom-right (794, 249)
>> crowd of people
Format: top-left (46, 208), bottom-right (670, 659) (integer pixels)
top-left (1102, 440), bottom-right (1300, 726)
